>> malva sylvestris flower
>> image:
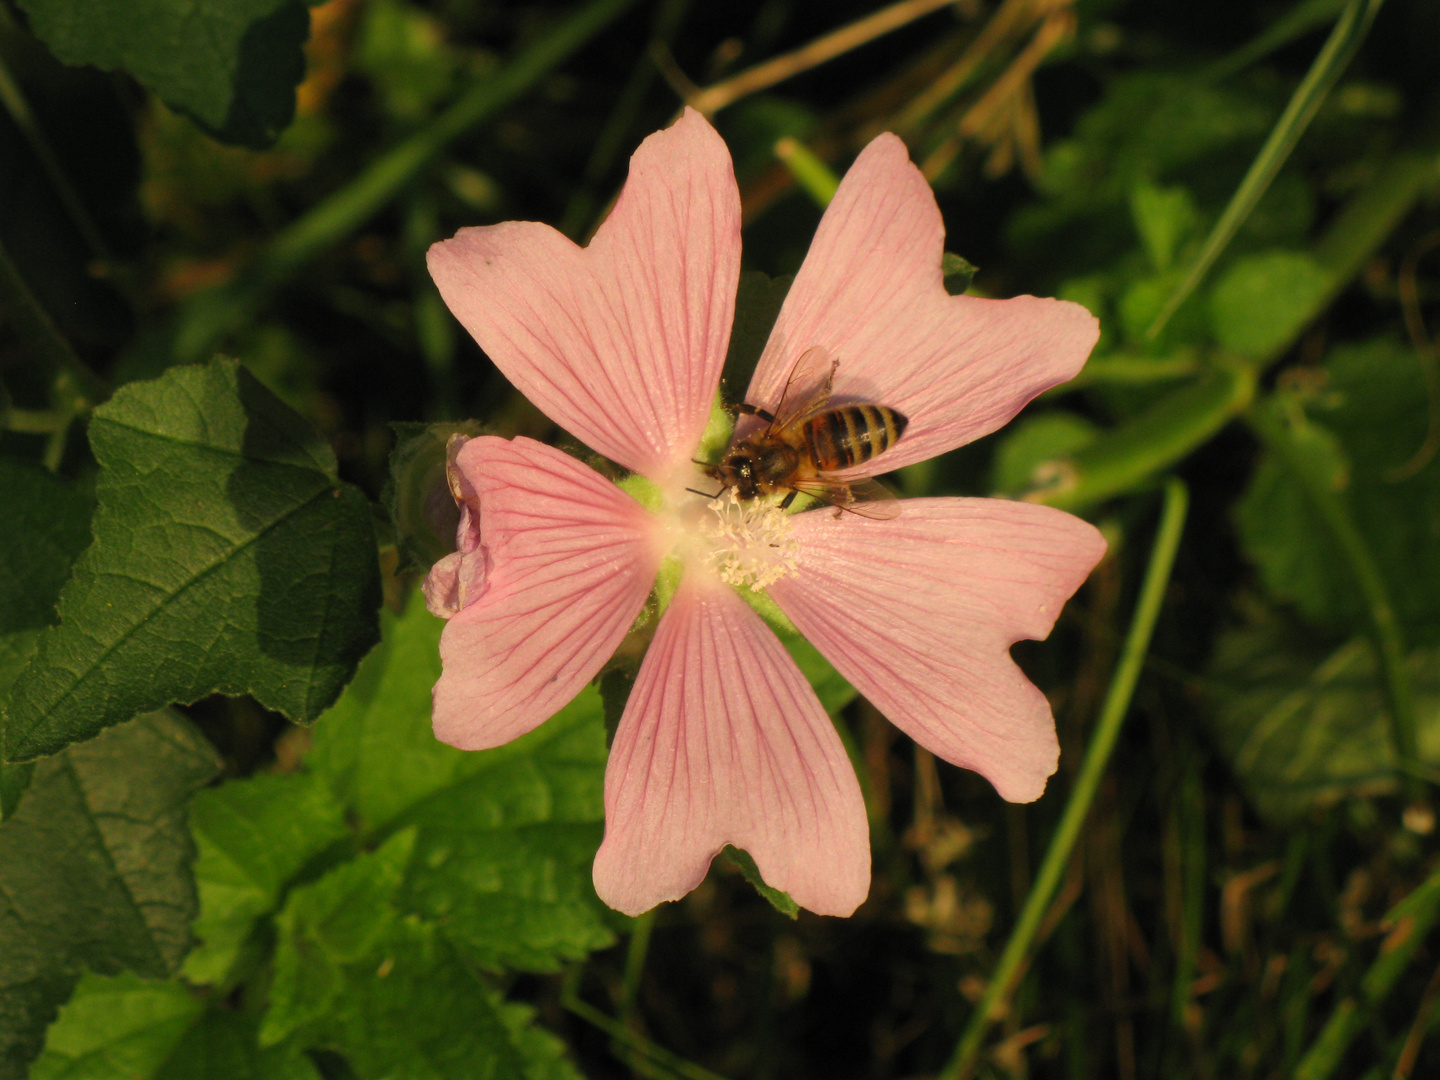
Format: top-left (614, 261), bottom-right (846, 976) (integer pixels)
top-left (423, 108), bottom-right (1106, 918)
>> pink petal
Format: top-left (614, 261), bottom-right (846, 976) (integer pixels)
top-left (432, 436), bottom-right (661, 751)
top-left (768, 499), bottom-right (1107, 802)
top-left (427, 108), bottom-right (740, 480)
top-left (593, 575), bottom-right (870, 917)
top-left (745, 134), bottom-right (1098, 474)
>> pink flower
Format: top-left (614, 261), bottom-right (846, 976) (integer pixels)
top-left (424, 109), bottom-right (1106, 918)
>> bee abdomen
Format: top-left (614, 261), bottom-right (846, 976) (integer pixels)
top-left (806, 405), bottom-right (908, 470)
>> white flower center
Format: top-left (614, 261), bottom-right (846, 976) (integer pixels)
top-left (697, 488), bottom-right (799, 591)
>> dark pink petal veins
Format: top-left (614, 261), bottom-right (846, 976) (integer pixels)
top-left (427, 108), bottom-right (741, 480)
top-left (769, 498), bottom-right (1107, 802)
top-left (432, 436), bottom-right (661, 751)
top-left (747, 134), bottom-right (1099, 474)
top-left (594, 575), bottom-right (870, 917)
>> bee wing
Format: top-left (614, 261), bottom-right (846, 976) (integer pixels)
top-left (768, 346), bottom-right (838, 433)
top-left (790, 475), bottom-right (902, 520)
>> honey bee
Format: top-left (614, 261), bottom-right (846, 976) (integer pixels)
top-left (705, 346), bottom-right (908, 519)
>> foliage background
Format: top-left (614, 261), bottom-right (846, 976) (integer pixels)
top-left (3, 0), bottom-right (1440, 1077)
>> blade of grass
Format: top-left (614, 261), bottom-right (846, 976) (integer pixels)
top-left (941, 477), bottom-right (1190, 1080)
top-left (162, 0), bottom-right (638, 368)
top-left (773, 136), bottom-right (841, 207)
top-left (1293, 863), bottom-right (1440, 1080)
top-left (1147, 0), bottom-right (1385, 339)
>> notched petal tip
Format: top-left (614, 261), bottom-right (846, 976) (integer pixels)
top-left (771, 499), bottom-right (1105, 807)
top-left (427, 108), bottom-right (740, 481)
top-left (751, 129), bottom-right (1102, 471)
top-left (593, 577), bottom-right (870, 918)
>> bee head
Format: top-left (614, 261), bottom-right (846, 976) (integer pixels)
top-left (706, 449), bottom-right (759, 501)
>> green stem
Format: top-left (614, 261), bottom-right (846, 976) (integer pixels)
top-left (166, 0), bottom-right (638, 366)
top-left (561, 968), bottom-right (731, 1080)
top-left (1034, 362), bottom-right (1254, 512)
top-left (1245, 401), bottom-right (1419, 785)
top-left (941, 477), bottom-right (1190, 1080)
top-left (3, 408), bottom-right (71, 434)
top-left (620, 908), bottom-right (656, 1030)
top-left (1148, 0), bottom-right (1385, 339)
top-left (1053, 351), bottom-right (1201, 392)
top-left (1293, 864), bottom-right (1440, 1080)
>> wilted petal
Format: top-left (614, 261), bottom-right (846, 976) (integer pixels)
top-left (428, 108), bottom-right (740, 480)
top-left (746, 134), bottom-right (1098, 473)
top-left (768, 499), bottom-right (1107, 802)
top-left (423, 548), bottom-right (486, 619)
top-left (433, 436), bottom-right (661, 750)
top-left (424, 447), bottom-right (486, 619)
top-left (594, 575), bottom-right (869, 917)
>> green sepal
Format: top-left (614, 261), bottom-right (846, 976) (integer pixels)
top-left (721, 846), bottom-right (799, 919)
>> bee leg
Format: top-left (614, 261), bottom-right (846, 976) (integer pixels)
top-left (737, 403), bottom-right (777, 424)
top-left (832, 482), bottom-right (853, 519)
top-left (778, 490), bottom-right (797, 510)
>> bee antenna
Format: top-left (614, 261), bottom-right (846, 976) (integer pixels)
top-left (686, 486), bottom-right (722, 500)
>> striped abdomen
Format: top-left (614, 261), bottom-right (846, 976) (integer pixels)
top-left (802, 405), bottom-right (908, 471)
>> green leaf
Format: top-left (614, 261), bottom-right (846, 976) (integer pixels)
top-left (1236, 337), bottom-right (1440, 641)
top-left (1013, 71), bottom-right (1273, 255)
top-left (1207, 250), bottom-right (1330, 359)
top-left (33, 972), bottom-right (322, 1080)
top-left (262, 829), bottom-right (417, 1048)
top-left (353, 0), bottom-right (465, 123)
top-left (0, 712), bottom-right (219, 1080)
top-left (941, 251), bottom-right (979, 295)
top-left (14, 0), bottom-right (309, 148)
top-left (0, 459), bottom-right (91, 691)
top-left (264, 830), bottom-right (578, 1080)
top-left (307, 592), bottom-right (615, 972)
top-left (1129, 181), bottom-right (1200, 272)
top-left (183, 771), bottom-right (350, 985)
top-left (1236, 412), bottom-right (1355, 626)
top-left (721, 846), bottom-right (799, 919)
top-left (4, 358), bottom-right (381, 762)
top-left (32, 974), bottom-right (203, 1080)
top-left (152, 1010), bottom-right (321, 1080)
top-left (334, 919), bottom-right (577, 1080)
top-left (0, 459), bottom-right (91, 817)
top-left (1209, 619), bottom-right (1440, 823)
